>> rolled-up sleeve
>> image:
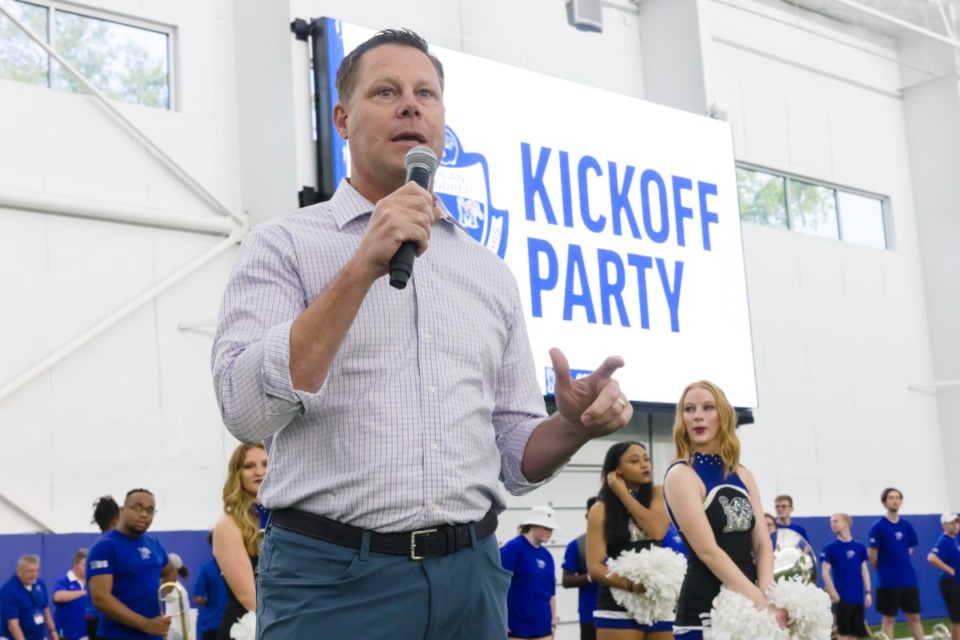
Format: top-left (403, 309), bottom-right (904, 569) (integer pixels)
top-left (493, 285), bottom-right (558, 495)
top-left (211, 225), bottom-right (326, 443)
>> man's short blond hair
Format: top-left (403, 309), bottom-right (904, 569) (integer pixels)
top-left (832, 513), bottom-right (852, 526)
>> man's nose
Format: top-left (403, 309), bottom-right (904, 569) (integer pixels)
top-left (400, 104), bottom-right (421, 117)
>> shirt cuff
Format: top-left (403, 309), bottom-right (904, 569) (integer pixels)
top-left (261, 320), bottom-right (327, 416)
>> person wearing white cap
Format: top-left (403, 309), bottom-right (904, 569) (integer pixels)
top-left (501, 506), bottom-right (561, 640)
top-left (928, 513), bottom-right (960, 640)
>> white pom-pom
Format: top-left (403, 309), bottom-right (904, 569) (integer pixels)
top-left (767, 576), bottom-right (833, 639)
top-left (705, 587), bottom-right (788, 640)
top-left (230, 611), bottom-right (256, 640)
top-left (606, 546), bottom-right (687, 625)
top-left (705, 578), bottom-right (832, 640)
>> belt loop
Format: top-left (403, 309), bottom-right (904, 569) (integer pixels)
top-left (359, 529), bottom-right (371, 562)
top-left (468, 523), bottom-right (478, 550)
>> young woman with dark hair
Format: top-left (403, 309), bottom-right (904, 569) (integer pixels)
top-left (587, 441), bottom-right (671, 640)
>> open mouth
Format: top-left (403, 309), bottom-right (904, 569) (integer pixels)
top-left (392, 132), bottom-right (427, 144)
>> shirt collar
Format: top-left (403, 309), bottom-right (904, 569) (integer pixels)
top-left (67, 570), bottom-right (79, 582)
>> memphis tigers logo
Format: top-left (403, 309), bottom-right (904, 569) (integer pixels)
top-left (433, 126), bottom-right (508, 259)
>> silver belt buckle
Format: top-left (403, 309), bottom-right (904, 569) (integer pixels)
top-left (410, 528), bottom-right (439, 560)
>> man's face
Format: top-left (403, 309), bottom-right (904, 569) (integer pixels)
top-left (120, 492), bottom-right (156, 535)
top-left (884, 491), bottom-right (902, 513)
top-left (775, 500), bottom-right (793, 519)
top-left (74, 559), bottom-right (86, 580)
top-left (829, 514), bottom-right (848, 535)
top-left (945, 519), bottom-right (960, 536)
top-left (334, 44), bottom-right (445, 199)
top-left (16, 562), bottom-right (39, 586)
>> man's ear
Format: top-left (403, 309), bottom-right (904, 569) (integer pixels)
top-left (333, 102), bottom-right (348, 139)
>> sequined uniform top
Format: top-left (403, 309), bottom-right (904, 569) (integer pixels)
top-left (664, 453), bottom-right (757, 632)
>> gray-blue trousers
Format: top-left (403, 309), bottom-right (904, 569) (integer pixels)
top-left (257, 523), bottom-right (510, 639)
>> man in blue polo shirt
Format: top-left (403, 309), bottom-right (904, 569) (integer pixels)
top-left (87, 489), bottom-right (176, 640)
top-left (0, 555), bottom-right (59, 640)
top-left (561, 498), bottom-right (600, 640)
top-left (821, 513), bottom-right (872, 640)
top-left (927, 512), bottom-right (960, 640)
top-left (52, 549), bottom-right (89, 640)
top-left (868, 487), bottom-right (923, 640)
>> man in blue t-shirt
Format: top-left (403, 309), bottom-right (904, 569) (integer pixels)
top-left (821, 513), bottom-right (872, 640)
top-left (868, 487), bottom-right (923, 640)
top-left (0, 555), bottom-right (58, 640)
top-left (561, 497), bottom-right (599, 640)
top-left (927, 512), bottom-right (960, 640)
top-left (774, 494), bottom-right (810, 542)
top-left (87, 488), bottom-right (176, 640)
top-left (192, 533), bottom-right (226, 640)
top-left (52, 549), bottom-right (89, 640)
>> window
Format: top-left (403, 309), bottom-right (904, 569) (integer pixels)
top-left (736, 167), bottom-right (787, 229)
top-left (736, 165), bottom-right (888, 249)
top-left (0, 0), bottom-right (172, 109)
top-left (788, 179), bottom-right (838, 240)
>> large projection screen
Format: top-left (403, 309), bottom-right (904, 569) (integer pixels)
top-left (319, 19), bottom-right (758, 408)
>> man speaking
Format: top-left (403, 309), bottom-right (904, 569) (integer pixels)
top-left (212, 28), bottom-right (632, 639)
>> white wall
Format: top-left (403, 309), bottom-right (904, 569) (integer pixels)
top-left (0, 0), bottom-right (246, 533)
top-left (704, 0), bottom-right (948, 517)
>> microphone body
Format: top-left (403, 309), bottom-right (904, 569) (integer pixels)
top-left (390, 146), bottom-right (439, 289)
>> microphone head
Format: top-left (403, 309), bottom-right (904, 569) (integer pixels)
top-left (405, 145), bottom-right (439, 175)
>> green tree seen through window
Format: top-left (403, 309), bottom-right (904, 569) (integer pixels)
top-left (737, 167), bottom-right (787, 228)
top-left (0, 0), bottom-right (49, 86)
top-left (0, 0), bottom-right (169, 109)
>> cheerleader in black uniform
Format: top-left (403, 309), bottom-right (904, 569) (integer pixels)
top-left (662, 381), bottom-right (787, 640)
top-left (587, 441), bottom-right (672, 640)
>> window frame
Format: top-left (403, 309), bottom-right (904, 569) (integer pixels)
top-left (736, 161), bottom-right (891, 249)
top-left (1, 0), bottom-right (178, 110)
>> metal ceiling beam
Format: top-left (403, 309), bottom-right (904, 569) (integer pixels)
top-left (828, 0), bottom-right (960, 51)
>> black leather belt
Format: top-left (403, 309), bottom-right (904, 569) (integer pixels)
top-left (270, 508), bottom-right (498, 560)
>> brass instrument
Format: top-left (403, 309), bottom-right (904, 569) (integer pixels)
top-left (772, 527), bottom-right (817, 584)
top-left (158, 581), bottom-right (191, 640)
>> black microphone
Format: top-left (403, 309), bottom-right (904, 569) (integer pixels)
top-left (389, 146), bottom-right (439, 290)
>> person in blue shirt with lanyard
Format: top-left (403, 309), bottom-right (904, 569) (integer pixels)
top-left (210, 27), bottom-right (632, 640)
top-left (821, 513), bottom-right (872, 640)
top-left (87, 488), bottom-right (177, 640)
top-left (868, 487), bottom-right (924, 640)
top-left (562, 497), bottom-right (601, 640)
top-left (0, 555), bottom-right (58, 640)
top-left (927, 513), bottom-right (960, 640)
top-left (52, 550), bottom-right (89, 640)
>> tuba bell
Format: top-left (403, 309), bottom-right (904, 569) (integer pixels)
top-left (772, 527), bottom-right (817, 584)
